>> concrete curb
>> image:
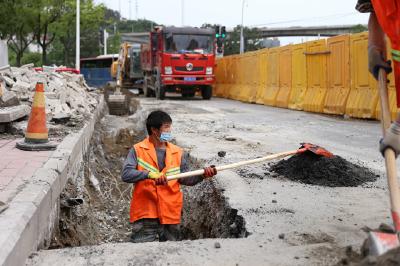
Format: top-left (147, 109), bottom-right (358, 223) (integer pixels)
top-left (0, 95), bottom-right (105, 266)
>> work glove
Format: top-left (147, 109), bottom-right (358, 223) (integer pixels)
top-left (203, 165), bottom-right (217, 178)
top-left (148, 172), bottom-right (168, 185)
top-left (380, 121), bottom-right (400, 157)
top-left (368, 46), bottom-right (392, 80)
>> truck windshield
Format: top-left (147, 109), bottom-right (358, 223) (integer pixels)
top-left (165, 34), bottom-right (212, 54)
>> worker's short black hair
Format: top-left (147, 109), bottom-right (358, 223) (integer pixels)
top-left (146, 110), bottom-right (172, 135)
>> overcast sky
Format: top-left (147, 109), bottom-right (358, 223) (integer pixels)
top-left (96, 0), bottom-right (370, 44)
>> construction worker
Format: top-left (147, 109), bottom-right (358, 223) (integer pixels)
top-left (356, 0), bottom-right (400, 156)
top-left (121, 110), bottom-right (217, 243)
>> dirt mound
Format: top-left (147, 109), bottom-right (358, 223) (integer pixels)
top-left (270, 151), bottom-right (377, 187)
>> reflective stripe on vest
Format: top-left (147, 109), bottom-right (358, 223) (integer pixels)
top-left (137, 157), bottom-right (159, 173)
top-left (392, 49), bottom-right (400, 62)
top-left (166, 166), bottom-right (180, 176)
top-left (137, 158), bottom-right (180, 176)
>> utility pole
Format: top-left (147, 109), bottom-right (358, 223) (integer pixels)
top-left (129, 0), bottom-right (132, 20)
top-left (181, 0), bottom-right (184, 26)
top-left (103, 29), bottom-right (108, 55)
top-left (135, 0), bottom-right (138, 20)
top-left (240, 0), bottom-right (245, 54)
top-left (76, 0), bottom-right (80, 71)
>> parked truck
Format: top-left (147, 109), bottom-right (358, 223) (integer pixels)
top-left (140, 26), bottom-right (215, 100)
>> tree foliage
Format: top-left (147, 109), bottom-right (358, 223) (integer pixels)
top-left (201, 23), bottom-right (265, 55)
top-left (224, 26), bottom-right (264, 55)
top-left (0, 0), bottom-right (157, 67)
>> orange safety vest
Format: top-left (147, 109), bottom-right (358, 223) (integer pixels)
top-left (130, 137), bottom-right (183, 224)
top-left (371, 0), bottom-right (400, 106)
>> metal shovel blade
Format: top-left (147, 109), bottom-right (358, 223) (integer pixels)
top-left (299, 143), bottom-right (334, 158)
top-left (368, 231), bottom-right (400, 256)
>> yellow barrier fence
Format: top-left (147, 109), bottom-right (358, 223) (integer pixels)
top-left (238, 53), bottom-right (252, 102)
top-left (323, 35), bottom-right (350, 115)
top-left (214, 58), bottom-right (224, 97)
top-left (275, 45), bottom-right (292, 108)
top-left (263, 47), bottom-right (280, 106)
top-left (228, 55), bottom-right (240, 100)
top-left (221, 57), bottom-right (230, 98)
top-left (248, 51), bottom-right (261, 103)
top-left (345, 32), bottom-right (378, 119)
top-left (224, 56), bottom-right (233, 98)
top-left (303, 39), bottom-right (328, 113)
top-left (288, 43), bottom-right (307, 110)
top-left (234, 55), bottom-right (244, 101)
top-left (255, 49), bottom-right (268, 104)
top-left (213, 31), bottom-right (399, 122)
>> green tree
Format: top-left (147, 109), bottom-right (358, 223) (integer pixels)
top-left (224, 26), bottom-right (264, 55)
top-left (0, 0), bottom-right (36, 66)
top-left (49, 0), bottom-right (106, 66)
top-left (50, 0), bottom-right (75, 66)
top-left (351, 24), bottom-right (368, 33)
top-left (21, 52), bottom-right (42, 66)
top-left (107, 33), bottom-right (121, 54)
top-left (116, 19), bottom-right (155, 33)
top-left (80, 1), bottom-right (106, 58)
top-left (33, 0), bottom-right (65, 65)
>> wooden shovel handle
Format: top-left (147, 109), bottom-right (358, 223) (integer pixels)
top-left (378, 68), bottom-right (400, 231)
top-left (167, 149), bottom-right (298, 181)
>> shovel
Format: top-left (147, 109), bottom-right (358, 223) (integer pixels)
top-left (167, 143), bottom-right (333, 181)
top-left (367, 69), bottom-right (400, 255)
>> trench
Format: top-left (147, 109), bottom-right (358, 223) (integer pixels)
top-left (49, 101), bottom-right (248, 248)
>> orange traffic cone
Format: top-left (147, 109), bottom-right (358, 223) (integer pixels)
top-left (16, 82), bottom-right (57, 151)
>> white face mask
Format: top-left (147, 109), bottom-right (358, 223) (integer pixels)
top-left (159, 131), bottom-right (172, 142)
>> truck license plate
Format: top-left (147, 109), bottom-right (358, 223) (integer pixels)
top-left (184, 77), bottom-right (196, 81)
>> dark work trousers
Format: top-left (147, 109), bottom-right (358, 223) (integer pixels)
top-left (130, 218), bottom-right (180, 243)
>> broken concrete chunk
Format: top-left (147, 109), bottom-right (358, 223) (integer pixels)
top-left (12, 80), bottom-right (30, 92)
top-left (0, 105), bottom-right (30, 123)
top-left (45, 92), bottom-right (58, 99)
top-left (0, 89), bottom-right (19, 107)
top-left (2, 75), bottom-right (14, 86)
top-left (20, 63), bottom-right (34, 69)
top-left (51, 113), bottom-right (71, 124)
top-left (0, 65), bottom-right (10, 72)
top-left (0, 201), bottom-right (9, 214)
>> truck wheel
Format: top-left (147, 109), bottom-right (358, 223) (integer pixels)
top-left (143, 78), bottom-right (152, 97)
top-left (155, 79), bottom-right (165, 100)
top-left (201, 86), bottom-right (212, 100)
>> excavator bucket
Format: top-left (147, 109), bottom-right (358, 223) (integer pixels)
top-left (107, 87), bottom-right (129, 116)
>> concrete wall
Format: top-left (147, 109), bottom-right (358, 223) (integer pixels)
top-left (0, 96), bottom-right (106, 266)
top-left (0, 41), bottom-right (8, 67)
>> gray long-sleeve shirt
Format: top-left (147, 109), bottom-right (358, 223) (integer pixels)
top-left (121, 148), bottom-right (203, 186)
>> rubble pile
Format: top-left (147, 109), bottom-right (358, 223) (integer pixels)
top-left (0, 65), bottom-right (99, 125)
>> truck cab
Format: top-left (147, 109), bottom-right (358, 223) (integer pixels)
top-left (141, 26), bottom-right (215, 100)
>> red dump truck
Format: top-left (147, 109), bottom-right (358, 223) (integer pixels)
top-left (141, 26), bottom-right (215, 100)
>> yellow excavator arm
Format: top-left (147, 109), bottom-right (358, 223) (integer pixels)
top-left (107, 42), bottom-right (131, 116)
top-left (110, 42), bottom-right (132, 86)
